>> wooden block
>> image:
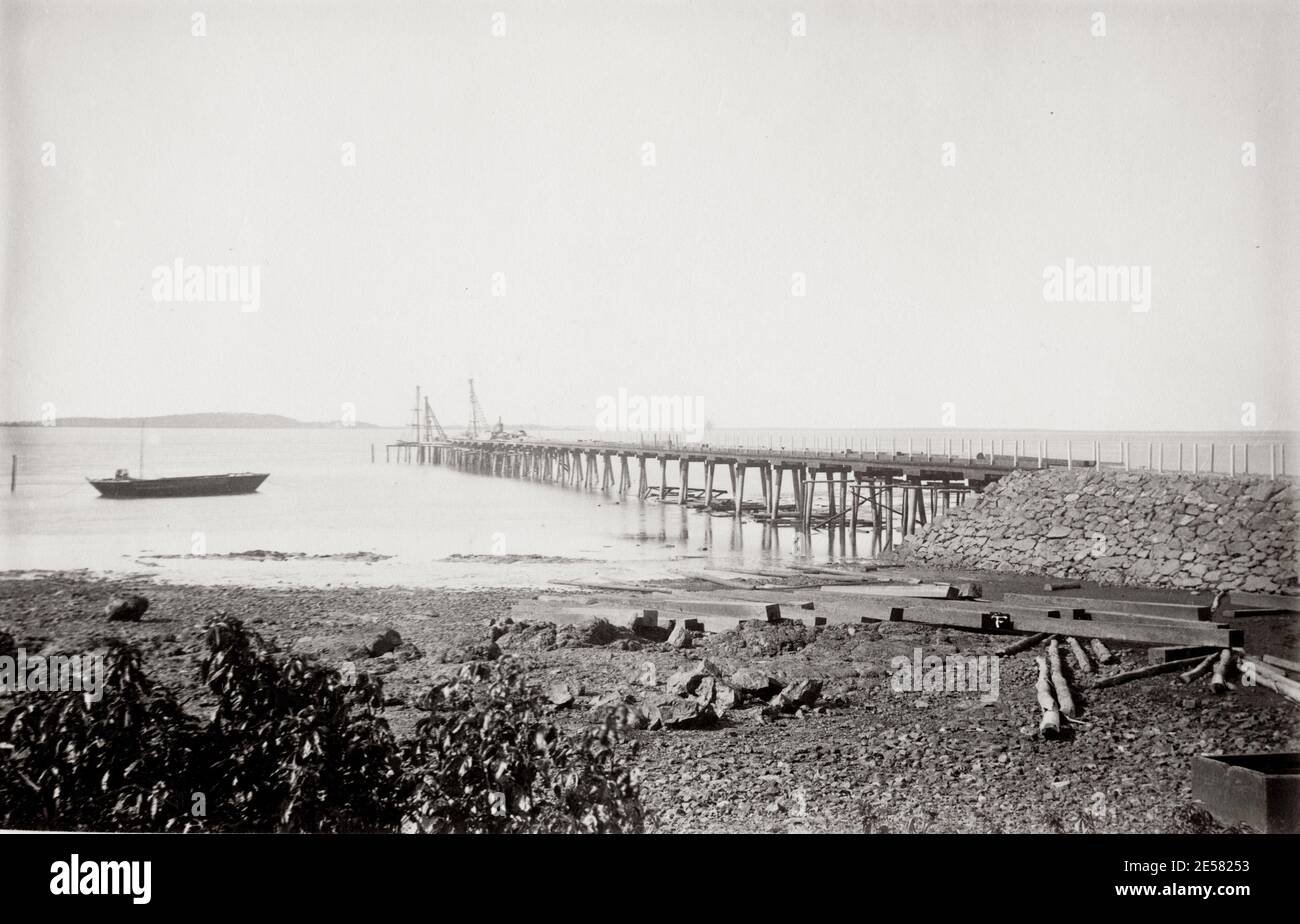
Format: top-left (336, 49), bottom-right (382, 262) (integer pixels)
top-left (1002, 593), bottom-right (1211, 621)
top-left (1262, 654), bottom-right (1300, 675)
top-left (1044, 582), bottom-right (1082, 591)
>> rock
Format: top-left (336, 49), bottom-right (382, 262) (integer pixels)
top-left (292, 635), bottom-right (369, 660)
top-left (730, 668), bottom-right (782, 696)
top-left (668, 622), bottom-right (692, 649)
top-left (368, 628), bottom-right (402, 657)
top-left (659, 698), bottom-right (716, 729)
top-left (773, 678), bottom-right (823, 712)
top-left (548, 681), bottom-right (580, 707)
top-left (695, 675), bottom-right (717, 706)
top-left (439, 641), bottom-right (501, 663)
top-left (105, 595), bottom-right (149, 622)
top-left (712, 682), bottom-right (739, 716)
top-left (666, 659), bottom-right (722, 696)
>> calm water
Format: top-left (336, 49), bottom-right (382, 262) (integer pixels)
top-left (0, 427), bottom-right (853, 589)
top-left (2, 426), bottom-right (1293, 590)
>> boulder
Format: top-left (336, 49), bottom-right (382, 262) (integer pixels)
top-left (547, 681), bottom-right (580, 707)
top-left (668, 622), bottom-right (693, 649)
top-left (367, 628), bottom-right (402, 657)
top-left (105, 595), bottom-right (149, 622)
top-left (773, 678), bottom-right (823, 712)
top-left (658, 698), bottom-right (716, 729)
top-left (729, 668), bottom-right (782, 697)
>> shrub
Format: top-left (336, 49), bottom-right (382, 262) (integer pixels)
top-left (0, 644), bottom-right (205, 831)
top-left (405, 662), bottom-right (644, 833)
top-left (0, 620), bottom-right (645, 833)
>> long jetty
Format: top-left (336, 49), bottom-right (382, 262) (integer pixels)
top-left (385, 434), bottom-right (1037, 549)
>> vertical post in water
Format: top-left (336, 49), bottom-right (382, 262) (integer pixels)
top-left (371, 443), bottom-right (375, 463)
top-left (10, 455), bottom-right (15, 492)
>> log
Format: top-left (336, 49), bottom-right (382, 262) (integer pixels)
top-left (1210, 649), bottom-right (1233, 694)
top-left (1179, 653), bottom-right (1218, 684)
top-left (1047, 639), bottom-right (1077, 717)
top-left (1089, 638), bottom-right (1115, 665)
top-left (1240, 658), bottom-right (1300, 704)
top-left (1261, 653), bottom-right (1300, 676)
top-left (1044, 582), bottom-right (1082, 591)
top-left (1066, 637), bottom-right (1093, 674)
top-left (1094, 655), bottom-right (1208, 689)
top-left (995, 632), bottom-right (1050, 657)
top-left (1035, 656), bottom-right (1061, 739)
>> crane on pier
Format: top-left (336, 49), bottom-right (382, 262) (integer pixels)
top-left (466, 378), bottom-right (490, 439)
top-left (423, 398), bottom-right (449, 442)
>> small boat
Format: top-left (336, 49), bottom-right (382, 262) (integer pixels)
top-left (88, 469), bottom-right (269, 499)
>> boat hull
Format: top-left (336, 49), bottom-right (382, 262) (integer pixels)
top-left (88, 473), bottom-right (269, 499)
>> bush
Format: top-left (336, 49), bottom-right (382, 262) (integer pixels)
top-left (0, 619), bottom-right (644, 833)
top-left (0, 644), bottom-right (205, 831)
top-left (405, 662), bottom-right (644, 833)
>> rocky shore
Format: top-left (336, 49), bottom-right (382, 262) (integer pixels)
top-left (3, 571), bottom-right (1296, 832)
top-left (906, 469), bottom-right (1298, 595)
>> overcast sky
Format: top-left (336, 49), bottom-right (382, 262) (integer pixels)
top-left (2, 0), bottom-right (1296, 431)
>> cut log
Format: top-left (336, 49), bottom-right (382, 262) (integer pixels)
top-left (1210, 649), bottom-right (1233, 694)
top-left (1148, 645), bottom-right (1223, 664)
top-left (1066, 637), bottom-right (1093, 674)
top-left (1261, 653), bottom-right (1300, 676)
top-left (1035, 656), bottom-right (1061, 739)
top-left (1093, 655), bottom-right (1208, 689)
top-left (1179, 653), bottom-right (1218, 684)
top-left (1088, 639), bottom-right (1115, 665)
top-left (995, 632), bottom-right (1050, 657)
top-left (1240, 658), bottom-right (1300, 704)
top-left (1046, 639), bottom-right (1077, 717)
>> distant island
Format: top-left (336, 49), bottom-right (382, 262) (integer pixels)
top-left (0, 412), bottom-right (385, 429)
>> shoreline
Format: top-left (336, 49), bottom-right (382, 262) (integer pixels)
top-left (3, 570), bottom-right (1296, 832)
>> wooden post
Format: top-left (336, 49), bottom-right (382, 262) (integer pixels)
top-left (1210, 443), bottom-right (1216, 473)
top-left (1124, 441), bottom-right (1130, 470)
top-left (1038, 440), bottom-right (1044, 468)
top-left (735, 465), bottom-right (747, 517)
top-left (9, 455), bottom-right (14, 492)
top-left (703, 461), bottom-right (715, 509)
top-left (1193, 443), bottom-right (1199, 473)
top-left (1158, 442), bottom-right (1163, 473)
top-left (1066, 439), bottom-right (1072, 468)
top-left (1230, 444), bottom-right (1236, 476)
top-left (772, 466), bottom-right (784, 518)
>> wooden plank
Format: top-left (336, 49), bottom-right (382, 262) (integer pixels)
top-left (1228, 591), bottom-right (1300, 613)
top-left (647, 598), bottom-right (781, 620)
top-left (819, 582), bottom-right (959, 599)
top-left (1002, 593), bottom-right (1211, 621)
top-left (885, 602), bottom-right (1243, 647)
top-left (509, 606), bottom-right (659, 630)
top-left (1147, 645), bottom-right (1223, 664)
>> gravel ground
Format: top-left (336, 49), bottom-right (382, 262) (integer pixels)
top-left (2, 571), bottom-right (1296, 833)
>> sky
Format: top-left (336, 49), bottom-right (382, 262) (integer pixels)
top-left (2, 0), bottom-right (1297, 431)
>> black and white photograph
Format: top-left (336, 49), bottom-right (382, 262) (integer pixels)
top-left (1, 0), bottom-right (1296, 901)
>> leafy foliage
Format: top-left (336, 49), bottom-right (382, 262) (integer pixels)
top-left (0, 644), bottom-right (205, 831)
top-left (1, 620), bottom-right (644, 833)
top-left (405, 662), bottom-right (644, 833)
top-left (199, 617), bottom-right (406, 831)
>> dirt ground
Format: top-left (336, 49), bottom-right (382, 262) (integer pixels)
top-left (2, 571), bottom-right (1297, 833)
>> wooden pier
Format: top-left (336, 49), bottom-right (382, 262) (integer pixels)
top-left (385, 434), bottom-right (1006, 550)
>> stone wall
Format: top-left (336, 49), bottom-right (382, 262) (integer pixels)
top-left (904, 468), bottom-right (1298, 594)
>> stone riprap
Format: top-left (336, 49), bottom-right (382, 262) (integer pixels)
top-left (904, 469), bottom-right (1298, 594)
